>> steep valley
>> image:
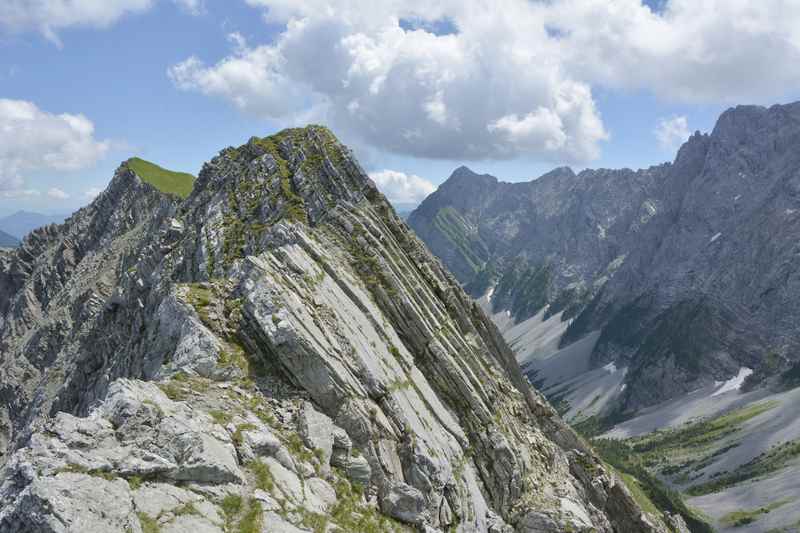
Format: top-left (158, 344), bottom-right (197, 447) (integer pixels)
top-left (409, 102), bottom-right (800, 532)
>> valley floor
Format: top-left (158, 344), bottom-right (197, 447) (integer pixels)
top-left (486, 292), bottom-right (800, 533)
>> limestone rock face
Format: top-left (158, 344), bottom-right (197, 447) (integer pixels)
top-left (0, 127), bottom-right (662, 531)
top-left (409, 102), bottom-right (800, 413)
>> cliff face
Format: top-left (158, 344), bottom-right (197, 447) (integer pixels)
top-left (409, 102), bottom-right (800, 414)
top-left (0, 127), bottom-right (668, 532)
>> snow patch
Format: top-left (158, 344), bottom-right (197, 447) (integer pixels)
top-left (620, 384), bottom-right (627, 392)
top-left (712, 367), bottom-right (753, 397)
top-left (710, 232), bottom-right (722, 243)
top-left (603, 362), bottom-right (617, 373)
top-left (734, 194), bottom-right (741, 201)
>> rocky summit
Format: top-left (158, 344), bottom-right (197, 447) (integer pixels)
top-left (409, 102), bottom-right (800, 417)
top-left (0, 127), bottom-right (674, 532)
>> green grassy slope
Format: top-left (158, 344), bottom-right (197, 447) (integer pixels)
top-left (579, 400), bottom-right (786, 532)
top-left (127, 157), bottom-right (195, 199)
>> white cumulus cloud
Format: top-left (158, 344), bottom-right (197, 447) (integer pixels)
top-left (654, 115), bottom-right (690, 150)
top-left (47, 187), bottom-right (70, 200)
top-left (544, 0), bottom-right (800, 103)
top-left (369, 170), bottom-right (436, 204)
top-left (1, 189), bottom-right (40, 199)
top-left (0, 99), bottom-right (110, 193)
top-left (0, 0), bottom-right (203, 44)
top-left (0, 0), bottom-right (155, 44)
top-left (84, 187), bottom-right (104, 199)
top-left (170, 0), bottom-right (800, 163)
top-left (172, 0), bottom-right (204, 16)
top-left (170, 2), bottom-right (608, 163)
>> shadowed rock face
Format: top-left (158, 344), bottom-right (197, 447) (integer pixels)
top-left (0, 127), bottom-right (668, 532)
top-left (409, 102), bottom-right (800, 414)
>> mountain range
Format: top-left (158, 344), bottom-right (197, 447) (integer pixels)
top-left (0, 210), bottom-right (69, 241)
top-left (0, 230), bottom-right (18, 248)
top-left (0, 128), bottom-right (676, 532)
top-left (409, 101), bottom-right (800, 532)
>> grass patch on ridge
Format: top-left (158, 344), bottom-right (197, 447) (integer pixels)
top-left (128, 157), bottom-right (195, 199)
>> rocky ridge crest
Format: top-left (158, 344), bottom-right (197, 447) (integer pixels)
top-left (0, 127), bottom-right (674, 532)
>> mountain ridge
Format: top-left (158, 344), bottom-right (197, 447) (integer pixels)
top-left (0, 126), bottom-right (676, 532)
top-left (0, 210), bottom-right (68, 241)
top-left (408, 101), bottom-right (800, 415)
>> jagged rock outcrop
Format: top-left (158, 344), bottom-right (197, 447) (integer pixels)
top-left (409, 102), bottom-right (800, 415)
top-left (0, 126), bottom-right (664, 531)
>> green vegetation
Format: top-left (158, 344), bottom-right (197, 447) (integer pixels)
top-left (285, 433), bottom-right (315, 463)
top-left (545, 284), bottom-right (589, 320)
top-left (179, 283), bottom-right (254, 377)
top-left (158, 372), bottom-right (211, 401)
top-left (347, 225), bottom-right (397, 296)
top-left (329, 476), bottom-right (412, 533)
top-left (249, 460), bottom-right (274, 492)
top-left (492, 261), bottom-right (552, 320)
top-left (387, 377), bottom-right (413, 392)
top-left (687, 438), bottom-right (800, 496)
top-left (590, 439), bottom-right (714, 533)
top-left (209, 409), bottom-right (233, 425)
top-left (238, 499), bottom-right (264, 533)
top-left (280, 176), bottom-right (307, 223)
top-left (127, 157), bottom-right (195, 199)
top-left (767, 517), bottom-right (800, 533)
top-left (135, 501), bottom-right (200, 532)
top-left (172, 502), bottom-right (199, 518)
top-left (618, 471), bottom-right (661, 517)
top-left (780, 360), bottom-right (800, 388)
top-left (183, 283), bottom-right (214, 324)
top-left (233, 423), bottom-right (258, 446)
top-left (221, 493), bottom-right (243, 522)
top-left (138, 512), bottom-right (161, 533)
top-left (432, 207), bottom-right (488, 274)
top-left (631, 400), bottom-right (778, 461)
top-left (219, 493), bottom-right (264, 533)
top-left (54, 463), bottom-right (117, 481)
top-left (300, 510), bottom-right (330, 533)
top-left (720, 499), bottom-right (793, 528)
top-left (578, 400), bottom-right (784, 533)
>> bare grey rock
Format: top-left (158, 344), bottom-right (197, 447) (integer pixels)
top-left (382, 481), bottom-right (429, 525)
top-left (0, 126), bottom-right (663, 532)
top-left (409, 101), bottom-right (800, 415)
top-left (0, 473), bottom-right (139, 532)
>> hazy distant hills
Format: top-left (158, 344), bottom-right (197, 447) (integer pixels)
top-left (0, 211), bottom-right (68, 240)
top-left (0, 229), bottom-right (18, 248)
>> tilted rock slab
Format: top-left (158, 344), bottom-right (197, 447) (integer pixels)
top-left (0, 126), bottom-right (667, 532)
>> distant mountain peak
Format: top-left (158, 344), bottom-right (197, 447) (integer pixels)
top-left (410, 99), bottom-right (800, 420)
top-left (0, 229), bottom-right (18, 248)
top-left (0, 210), bottom-right (68, 241)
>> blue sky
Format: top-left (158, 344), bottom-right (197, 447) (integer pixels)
top-left (0, 0), bottom-right (798, 216)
